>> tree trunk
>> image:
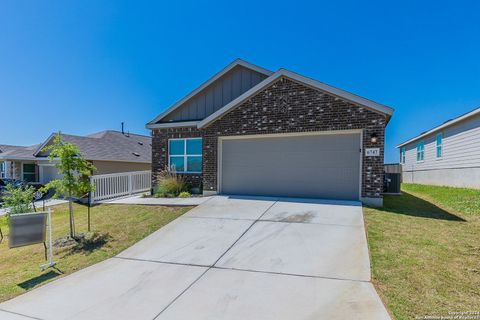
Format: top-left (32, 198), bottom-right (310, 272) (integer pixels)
top-left (68, 198), bottom-right (75, 238)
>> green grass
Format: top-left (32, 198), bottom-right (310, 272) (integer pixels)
top-left (0, 203), bottom-right (191, 303)
top-left (364, 183), bottom-right (480, 320)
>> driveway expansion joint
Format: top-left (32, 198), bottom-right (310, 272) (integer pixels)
top-left (152, 200), bottom-right (279, 319)
top-left (114, 256), bottom-right (211, 268)
top-left (0, 308), bottom-right (44, 320)
top-left (212, 266), bottom-right (371, 283)
top-left (114, 256), bottom-right (370, 283)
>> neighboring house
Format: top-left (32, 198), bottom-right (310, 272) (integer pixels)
top-left (397, 107), bottom-right (480, 189)
top-left (147, 59), bottom-right (394, 206)
top-left (0, 130), bottom-right (151, 184)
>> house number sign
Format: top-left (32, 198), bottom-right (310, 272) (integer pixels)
top-left (365, 148), bottom-right (380, 157)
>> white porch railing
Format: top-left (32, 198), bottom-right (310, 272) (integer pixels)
top-left (90, 170), bottom-right (151, 203)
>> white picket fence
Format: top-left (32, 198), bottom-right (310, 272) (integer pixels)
top-left (90, 170), bottom-right (151, 203)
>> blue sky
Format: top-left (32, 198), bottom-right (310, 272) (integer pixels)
top-left (1, 0), bottom-right (479, 163)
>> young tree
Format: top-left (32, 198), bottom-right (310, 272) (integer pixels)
top-left (42, 133), bottom-right (95, 239)
top-left (3, 184), bottom-right (36, 215)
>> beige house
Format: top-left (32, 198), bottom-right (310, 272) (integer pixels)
top-left (0, 130), bottom-right (151, 184)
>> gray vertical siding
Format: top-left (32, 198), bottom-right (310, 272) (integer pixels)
top-left (401, 113), bottom-right (480, 188)
top-left (163, 65), bottom-right (268, 122)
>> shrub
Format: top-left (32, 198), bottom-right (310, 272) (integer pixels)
top-left (3, 184), bottom-right (36, 215)
top-left (154, 168), bottom-right (188, 197)
top-left (179, 191), bottom-right (191, 198)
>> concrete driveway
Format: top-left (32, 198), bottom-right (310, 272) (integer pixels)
top-left (0, 196), bottom-right (390, 320)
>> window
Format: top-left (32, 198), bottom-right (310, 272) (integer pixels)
top-left (0, 162), bottom-right (5, 178)
top-left (400, 147), bottom-right (406, 164)
top-left (416, 141), bottom-right (425, 162)
top-left (23, 163), bottom-right (36, 182)
top-left (168, 138), bottom-right (202, 173)
top-left (436, 133), bottom-right (443, 158)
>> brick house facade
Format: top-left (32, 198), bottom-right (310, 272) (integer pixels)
top-left (152, 77), bottom-right (386, 201)
top-left (148, 59), bottom-right (393, 206)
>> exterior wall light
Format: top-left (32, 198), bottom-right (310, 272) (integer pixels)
top-left (371, 133), bottom-right (378, 143)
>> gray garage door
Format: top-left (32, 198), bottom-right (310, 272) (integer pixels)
top-left (221, 133), bottom-right (361, 200)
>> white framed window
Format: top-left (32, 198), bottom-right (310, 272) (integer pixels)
top-left (168, 138), bottom-right (202, 173)
top-left (436, 133), bottom-right (443, 158)
top-left (22, 163), bottom-right (36, 182)
top-left (400, 147), bottom-right (406, 164)
top-left (416, 141), bottom-right (425, 162)
top-left (0, 162), bottom-right (5, 178)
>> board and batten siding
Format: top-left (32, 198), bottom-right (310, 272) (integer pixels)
top-left (402, 113), bottom-right (480, 188)
top-left (162, 65), bottom-right (268, 122)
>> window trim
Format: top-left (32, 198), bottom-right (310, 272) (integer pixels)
top-left (416, 141), bottom-right (425, 162)
top-left (0, 162), bottom-right (5, 178)
top-left (22, 163), bottom-right (36, 182)
top-left (168, 138), bottom-right (202, 174)
top-left (400, 147), bottom-right (406, 164)
top-left (436, 133), bottom-right (443, 159)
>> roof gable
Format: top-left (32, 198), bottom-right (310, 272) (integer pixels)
top-left (147, 59), bottom-right (273, 127)
top-left (197, 69), bottom-right (394, 128)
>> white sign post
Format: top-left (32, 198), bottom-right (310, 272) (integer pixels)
top-left (40, 208), bottom-right (56, 271)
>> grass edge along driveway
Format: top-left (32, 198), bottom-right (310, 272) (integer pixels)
top-left (364, 183), bottom-right (480, 320)
top-left (0, 203), bottom-right (191, 303)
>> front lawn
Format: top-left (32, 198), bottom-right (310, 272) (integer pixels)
top-left (0, 203), bottom-right (191, 303)
top-left (364, 183), bottom-right (480, 320)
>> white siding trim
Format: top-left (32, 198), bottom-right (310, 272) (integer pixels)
top-left (147, 121), bottom-right (199, 129)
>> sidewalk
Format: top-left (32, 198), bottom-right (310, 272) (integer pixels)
top-left (104, 194), bottom-right (212, 206)
top-left (0, 199), bottom-right (68, 216)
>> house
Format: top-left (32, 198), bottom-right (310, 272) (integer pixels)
top-left (0, 130), bottom-right (151, 184)
top-left (147, 59), bottom-right (394, 206)
top-left (397, 107), bottom-right (480, 189)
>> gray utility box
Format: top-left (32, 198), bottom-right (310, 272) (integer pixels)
top-left (384, 173), bottom-right (401, 194)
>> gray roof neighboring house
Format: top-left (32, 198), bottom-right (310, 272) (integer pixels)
top-left (0, 131), bottom-right (151, 163)
top-left (397, 106), bottom-right (480, 148)
top-left (0, 144), bottom-right (40, 160)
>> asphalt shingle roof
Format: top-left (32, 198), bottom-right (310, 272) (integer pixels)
top-left (0, 144), bottom-right (40, 160)
top-left (1, 131), bottom-right (151, 163)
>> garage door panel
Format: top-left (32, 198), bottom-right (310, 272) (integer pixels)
top-left (223, 169), bottom-right (358, 190)
top-left (224, 151), bottom-right (359, 168)
top-left (224, 135), bottom-right (359, 152)
top-left (221, 133), bottom-right (361, 200)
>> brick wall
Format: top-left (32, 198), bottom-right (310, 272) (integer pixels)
top-left (152, 77), bottom-right (387, 200)
top-left (151, 126), bottom-right (203, 188)
top-left (202, 77), bottom-right (386, 199)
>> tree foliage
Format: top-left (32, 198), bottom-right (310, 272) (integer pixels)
top-left (3, 184), bottom-right (36, 215)
top-left (43, 133), bottom-right (95, 199)
top-left (42, 132), bottom-right (96, 238)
